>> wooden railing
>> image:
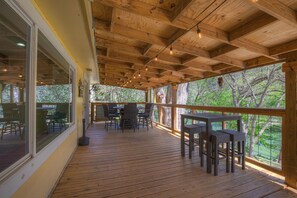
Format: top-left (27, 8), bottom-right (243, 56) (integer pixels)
top-left (90, 102), bottom-right (285, 175)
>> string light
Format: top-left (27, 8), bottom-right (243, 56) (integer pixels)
top-left (197, 26), bottom-right (202, 39)
top-left (133, 75), bottom-right (136, 79)
top-left (145, 66), bottom-right (148, 71)
top-left (170, 46), bottom-right (173, 55)
top-left (154, 56), bottom-right (158, 61)
top-left (138, 72), bottom-right (141, 77)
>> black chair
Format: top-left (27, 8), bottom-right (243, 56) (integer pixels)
top-left (50, 103), bottom-right (69, 132)
top-left (182, 123), bottom-right (206, 159)
top-left (1, 103), bottom-right (20, 136)
top-left (108, 103), bottom-right (119, 116)
top-left (138, 103), bottom-right (154, 130)
top-left (219, 129), bottom-right (246, 172)
top-left (103, 104), bottom-right (119, 131)
top-left (199, 131), bottom-right (230, 176)
top-left (122, 103), bottom-right (138, 132)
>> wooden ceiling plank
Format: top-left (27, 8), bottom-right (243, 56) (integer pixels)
top-left (246, 0), bottom-right (297, 28)
top-left (229, 13), bottom-right (277, 41)
top-left (100, 0), bottom-right (173, 24)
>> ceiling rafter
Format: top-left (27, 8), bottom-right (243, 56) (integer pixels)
top-left (245, 0), bottom-right (297, 28)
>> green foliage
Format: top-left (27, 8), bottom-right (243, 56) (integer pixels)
top-left (36, 85), bottom-right (71, 103)
top-left (90, 85), bottom-right (145, 102)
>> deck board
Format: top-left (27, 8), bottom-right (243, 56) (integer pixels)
top-left (51, 124), bottom-right (297, 198)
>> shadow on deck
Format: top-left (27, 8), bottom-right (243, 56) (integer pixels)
top-left (51, 123), bottom-right (297, 198)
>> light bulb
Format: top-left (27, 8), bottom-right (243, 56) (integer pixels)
top-left (145, 66), bottom-right (148, 71)
top-left (154, 56), bottom-right (158, 61)
top-left (170, 46), bottom-right (173, 55)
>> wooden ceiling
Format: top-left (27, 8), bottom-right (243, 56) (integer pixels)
top-left (92, 0), bottom-right (297, 90)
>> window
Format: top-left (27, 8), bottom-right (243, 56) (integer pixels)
top-left (0, 1), bottom-right (31, 174)
top-left (0, 1), bottom-right (75, 177)
top-left (36, 31), bottom-right (73, 152)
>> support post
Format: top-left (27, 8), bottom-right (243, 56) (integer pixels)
top-left (282, 61), bottom-right (297, 188)
top-left (171, 84), bottom-right (177, 133)
top-left (10, 84), bottom-right (14, 103)
top-left (90, 103), bottom-right (94, 125)
top-left (145, 90), bottom-right (148, 103)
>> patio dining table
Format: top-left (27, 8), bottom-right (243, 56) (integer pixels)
top-left (181, 113), bottom-right (242, 174)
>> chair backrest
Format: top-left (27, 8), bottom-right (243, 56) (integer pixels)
top-left (145, 103), bottom-right (154, 117)
top-left (18, 104), bottom-right (26, 124)
top-left (123, 103), bottom-right (138, 122)
top-left (55, 103), bottom-right (69, 120)
top-left (2, 103), bottom-right (19, 121)
top-left (102, 104), bottom-right (109, 117)
top-left (108, 103), bottom-right (117, 114)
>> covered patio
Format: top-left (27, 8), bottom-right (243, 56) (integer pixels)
top-left (1, 0), bottom-right (297, 197)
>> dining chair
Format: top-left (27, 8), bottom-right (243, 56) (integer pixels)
top-left (103, 104), bottom-right (119, 131)
top-left (138, 103), bottom-right (154, 130)
top-left (122, 103), bottom-right (138, 132)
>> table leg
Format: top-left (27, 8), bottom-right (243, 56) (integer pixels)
top-left (206, 121), bottom-right (212, 173)
top-left (181, 116), bottom-right (185, 157)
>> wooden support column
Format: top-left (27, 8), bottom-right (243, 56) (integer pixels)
top-left (145, 90), bottom-right (148, 103)
top-left (171, 84), bottom-right (177, 133)
top-left (19, 87), bottom-right (24, 103)
top-left (90, 103), bottom-right (94, 125)
top-left (282, 61), bottom-right (297, 188)
top-left (10, 84), bottom-right (14, 103)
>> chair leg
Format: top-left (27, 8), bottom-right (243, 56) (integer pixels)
top-left (226, 142), bottom-right (230, 173)
top-left (238, 141), bottom-right (241, 164)
top-left (146, 118), bottom-right (149, 130)
top-left (214, 142), bottom-right (218, 176)
top-left (199, 137), bottom-right (203, 167)
top-left (231, 139), bottom-right (235, 173)
top-left (242, 140), bottom-right (245, 170)
top-left (189, 133), bottom-right (194, 159)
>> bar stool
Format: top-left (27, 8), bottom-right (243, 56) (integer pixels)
top-left (199, 131), bottom-right (230, 176)
top-left (182, 123), bottom-right (206, 159)
top-left (220, 129), bottom-right (246, 172)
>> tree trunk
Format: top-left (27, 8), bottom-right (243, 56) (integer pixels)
top-left (176, 83), bottom-right (189, 130)
top-left (162, 86), bottom-right (172, 126)
top-left (249, 115), bottom-right (258, 157)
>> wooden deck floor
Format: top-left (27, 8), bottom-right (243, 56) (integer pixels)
top-left (51, 124), bottom-right (297, 198)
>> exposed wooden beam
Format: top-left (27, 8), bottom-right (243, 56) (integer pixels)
top-left (269, 39), bottom-right (297, 56)
top-left (171, 0), bottom-right (197, 24)
top-left (142, 44), bottom-right (153, 56)
top-left (229, 13), bottom-right (277, 41)
top-left (246, 0), bottom-right (297, 28)
top-left (100, 0), bottom-right (173, 24)
top-left (112, 23), bottom-right (168, 46)
top-left (210, 44), bottom-right (238, 58)
top-left (96, 38), bottom-right (143, 56)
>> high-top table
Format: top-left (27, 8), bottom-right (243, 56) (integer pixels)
top-left (181, 113), bottom-right (242, 173)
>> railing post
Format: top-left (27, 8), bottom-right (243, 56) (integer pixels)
top-left (90, 103), bottom-right (94, 125)
top-left (171, 84), bottom-right (177, 133)
top-left (222, 112), bottom-right (226, 130)
top-left (145, 89), bottom-right (148, 103)
top-left (282, 61), bottom-right (297, 188)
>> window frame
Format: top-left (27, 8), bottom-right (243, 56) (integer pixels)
top-left (0, 0), bottom-right (77, 189)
